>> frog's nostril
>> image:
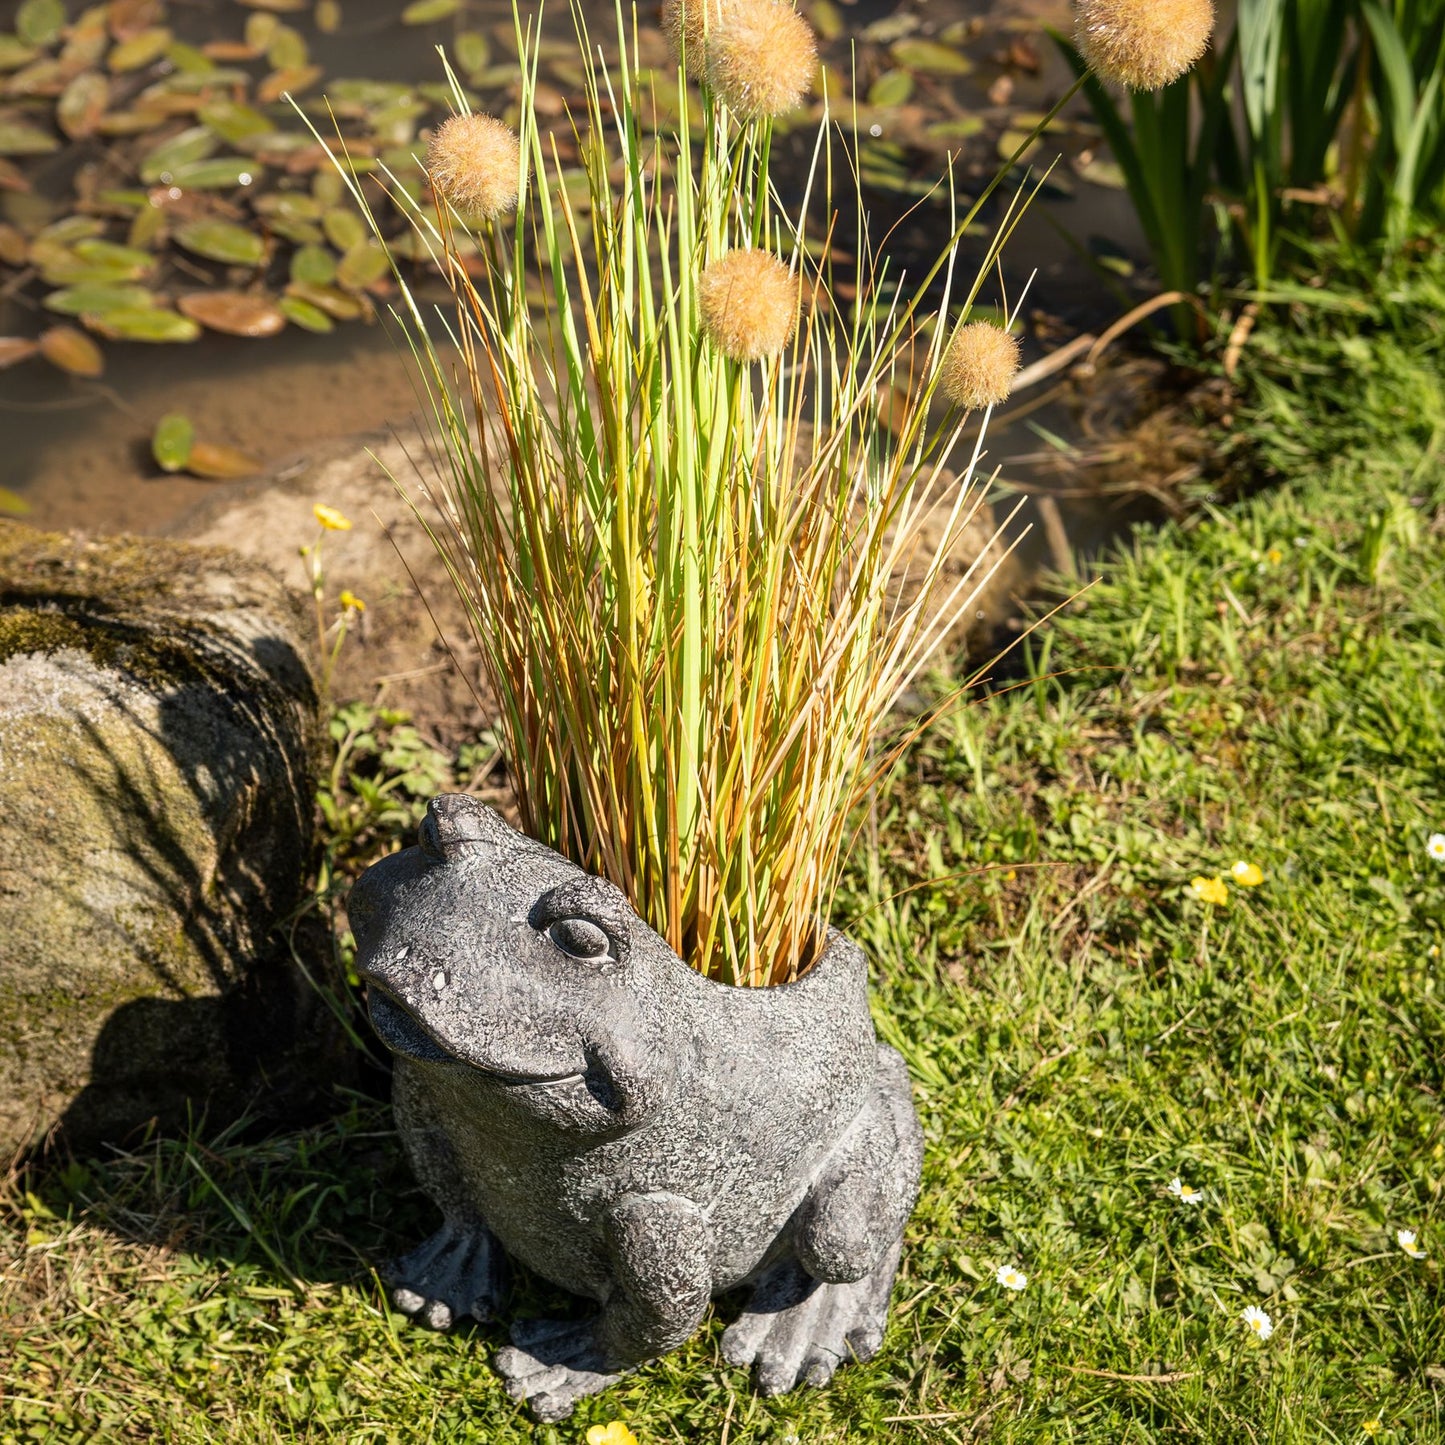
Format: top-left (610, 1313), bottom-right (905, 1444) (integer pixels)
top-left (419, 794), bottom-right (513, 862)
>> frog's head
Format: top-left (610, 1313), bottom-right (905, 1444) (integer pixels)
top-left (348, 794), bottom-right (680, 1135)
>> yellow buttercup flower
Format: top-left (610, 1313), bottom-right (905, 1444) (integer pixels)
top-left (1230, 860), bottom-right (1264, 887)
top-left (313, 503), bottom-right (353, 531)
top-left (587, 1426), bottom-right (640, 1445)
top-left (338, 590), bottom-right (366, 612)
top-left (1189, 876), bottom-right (1229, 906)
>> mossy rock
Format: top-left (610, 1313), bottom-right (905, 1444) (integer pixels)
top-left (0, 525), bottom-right (343, 1154)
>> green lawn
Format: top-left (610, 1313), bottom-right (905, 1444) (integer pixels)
top-left (4, 243), bottom-right (1444, 1442)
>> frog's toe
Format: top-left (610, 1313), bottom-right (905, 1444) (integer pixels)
top-left (726, 1240), bottom-right (901, 1396)
top-left (495, 1320), bottom-right (625, 1421)
top-left (386, 1218), bottom-right (503, 1328)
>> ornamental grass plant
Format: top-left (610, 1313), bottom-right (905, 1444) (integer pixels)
top-left (322, 0), bottom-right (1181, 988)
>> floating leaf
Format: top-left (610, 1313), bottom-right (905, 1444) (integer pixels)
top-left (136, 123), bottom-right (213, 179)
top-left (284, 279), bottom-right (363, 320)
top-left (243, 11), bottom-right (278, 48)
top-left (107, 25), bottom-right (171, 71)
top-left (105, 0), bottom-right (163, 40)
top-left (266, 23), bottom-right (307, 68)
top-left (37, 215), bottom-right (106, 243)
top-left (44, 282), bottom-right (155, 314)
top-left (256, 63), bottom-right (322, 101)
top-left (1075, 154), bottom-right (1127, 189)
top-left (0, 336), bottom-right (40, 368)
top-left (164, 39), bottom-right (213, 73)
top-left (186, 440), bottom-right (261, 478)
top-left (169, 157), bottom-right (264, 190)
top-left (890, 38), bottom-right (973, 74)
top-left (0, 156), bottom-right (30, 190)
top-left (17, 0), bottom-right (66, 48)
top-left (88, 306), bottom-right (200, 341)
top-left (151, 411), bottom-right (194, 471)
top-left (315, 0), bottom-right (341, 32)
top-left (289, 242), bottom-right (335, 285)
top-left (72, 238), bottom-right (153, 271)
top-left (809, 0), bottom-right (843, 40)
top-left (867, 69), bottom-right (914, 108)
top-left (277, 294), bottom-right (333, 332)
top-left (198, 98), bottom-right (272, 144)
top-left (336, 237), bottom-right (387, 290)
top-left (237, 0), bottom-right (305, 10)
top-left (174, 217), bottom-right (266, 265)
top-left (0, 36), bottom-right (41, 71)
top-left (455, 29), bottom-right (489, 75)
top-left (401, 0), bottom-right (459, 22)
top-left (57, 71), bottom-right (110, 137)
top-left (177, 289), bottom-right (286, 336)
top-left (925, 116), bottom-right (985, 142)
top-left (0, 222), bottom-right (25, 263)
top-left (0, 120), bottom-right (59, 156)
top-left (0, 485), bottom-right (31, 515)
top-left (321, 207), bottom-right (363, 252)
top-left (39, 324), bottom-right (104, 376)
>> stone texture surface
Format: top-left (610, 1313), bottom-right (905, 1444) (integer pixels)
top-left (0, 525), bottom-right (344, 1154)
top-left (349, 793), bottom-right (925, 1421)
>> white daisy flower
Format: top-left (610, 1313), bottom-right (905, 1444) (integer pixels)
top-left (996, 1264), bottom-right (1027, 1291)
top-left (1240, 1304), bottom-right (1273, 1340)
top-left (1428, 833), bottom-right (1445, 863)
top-left (1397, 1229), bottom-right (1426, 1259)
top-left (1167, 1177), bottom-right (1204, 1205)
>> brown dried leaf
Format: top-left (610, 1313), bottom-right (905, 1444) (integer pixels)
top-left (186, 440), bottom-right (262, 478)
top-left (0, 336), bottom-right (40, 369)
top-left (176, 289), bottom-right (286, 337)
top-left (38, 324), bottom-right (104, 376)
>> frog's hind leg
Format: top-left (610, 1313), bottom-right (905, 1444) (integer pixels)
top-left (386, 1058), bottom-right (505, 1330)
top-left (720, 1238), bottom-right (902, 1394)
top-left (722, 1043), bottom-right (922, 1393)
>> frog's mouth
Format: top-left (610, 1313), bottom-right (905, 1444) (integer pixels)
top-left (365, 989), bottom-right (586, 1086)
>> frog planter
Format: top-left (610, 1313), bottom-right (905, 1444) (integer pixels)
top-left (347, 793), bottom-right (924, 1422)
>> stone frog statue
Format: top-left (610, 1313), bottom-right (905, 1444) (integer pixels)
top-left (348, 793), bottom-right (923, 1421)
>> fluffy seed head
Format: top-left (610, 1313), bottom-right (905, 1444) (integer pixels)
top-left (1075, 0), bottom-right (1215, 91)
top-left (698, 249), bottom-right (799, 361)
top-left (704, 0), bottom-right (817, 120)
top-left (662, 0), bottom-right (727, 66)
top-left (939, 321), bottom-right (1021, 410)
top-left (425, 112), bottom-right (521, 219)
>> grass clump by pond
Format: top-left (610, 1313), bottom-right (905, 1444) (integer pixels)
top-left (4, 243), bottom-right (1444, 1439)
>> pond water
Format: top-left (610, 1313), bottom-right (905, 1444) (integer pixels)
top-left (2, 0), bottom-right (1148, 568)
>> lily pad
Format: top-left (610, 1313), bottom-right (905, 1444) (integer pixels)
top-left (139, 124), bottom-right (217, 181)
top-left (72, 238), bottom-right (153, 271)
top-left (0, 37), bottom-right (41, 71)
top-left (174, 217), bottom-right (267, 265)
top-left (16, 0), bottom-right (66, 48)
top-left (0, 336), bottom-right (40, 368)
top-left (336, 237), bottom-right (388, 290)
top-left (890, 39), bottom-right (973, 74)
top-left (177, 290), bottom-right (286, 336)
top-left (867, 69), bottom-right (914, 108)
top-left (88, 306), bottom-right (201, 341)
top-left (401, 0), bottom-right (459, 22)
top-left (198, 98), bottom-right (273, 144)
top-left (107, 25), bottom-right (172, 71)
top-left (43, 282), bottom-right (155, 314)
top-left (289, 242), bottom-right (335, 285)
top-left (277, 294), bottom-right (333, 332)
top-left (322, 207), bottom-right (363, 251)
top-left (265, 23), bottom-right (307, 68)
top-left (186, 440), bottom-right (261, 478)
top-left (151, 411), bottom-right (194, 471)
top-left (57, 70), bottom-right (109, 138)
top-left (284, 279), bottom-right (364, 320)
top-left (0, 120), bottom-right (59, 156)
top-left (256, 63), bottom-right (322, 102)
top-left (38, 324), bottom-right (104, 376)
top-left (169, 157), bottom-right (264, 190)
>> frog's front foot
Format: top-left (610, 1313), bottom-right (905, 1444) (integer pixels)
top-left (722, 1238), bottom-right (902, 1395)
top-left (386, 1218), bottom-right (503, 1331)
top-left (495, 1318), bottom-right (627, 1422)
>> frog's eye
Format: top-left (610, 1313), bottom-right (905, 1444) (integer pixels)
top-left (547, 917), bottom-right (613, 963)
